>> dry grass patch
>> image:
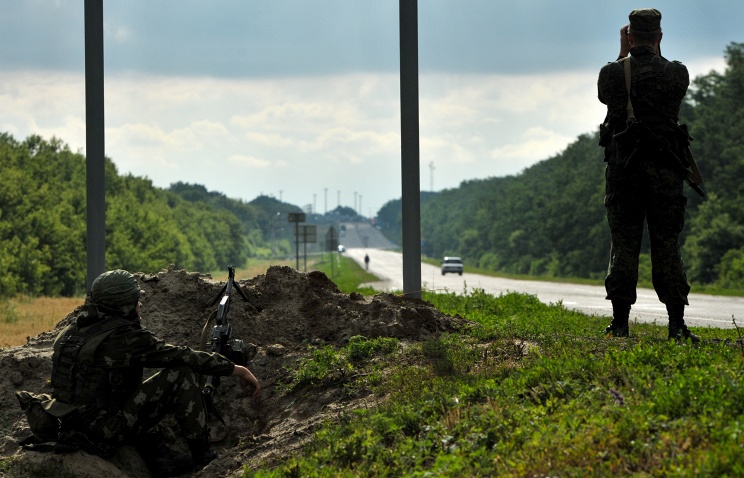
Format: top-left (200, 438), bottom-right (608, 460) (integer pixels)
top-left (0, 296), bottom-right (83, 348)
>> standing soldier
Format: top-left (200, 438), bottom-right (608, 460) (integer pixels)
top-left (597, 8), bottom-right (699, 342)
top-left (45, 270), bottom-right (261, 476)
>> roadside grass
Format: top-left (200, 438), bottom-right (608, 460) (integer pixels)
top-left (245, 258), bottom-right (744, 477)
top-left (313, 254), bottom-right (379, 296)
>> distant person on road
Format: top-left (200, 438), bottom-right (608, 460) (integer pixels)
top-left (597, 8), bottom-right (698, 342)
top-left (364, 254), bottom-right (370, 271)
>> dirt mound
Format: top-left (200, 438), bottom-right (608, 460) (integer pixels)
top-left (0, 265), bottom-right (469, 477)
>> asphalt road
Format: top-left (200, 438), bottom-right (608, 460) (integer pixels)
top-left (344, 246), bottom-right (744, 330)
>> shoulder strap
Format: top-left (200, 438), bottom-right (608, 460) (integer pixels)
top-left (78, 318), bottom-right (134, 364)
top-left (620, 57), bottom-right (635, 120)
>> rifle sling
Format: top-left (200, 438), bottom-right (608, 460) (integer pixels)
top-left (621, 57), bottom-right (635, 120)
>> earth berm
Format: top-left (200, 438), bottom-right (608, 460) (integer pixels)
top-left (0, 265), bottom-right (469, 477)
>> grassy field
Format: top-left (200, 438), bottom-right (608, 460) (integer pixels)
top-left (0, 296), bottom-right (84, 348)
top-left (242, 257), bottom-right (744, 477)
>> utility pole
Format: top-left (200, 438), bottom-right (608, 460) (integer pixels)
top-left (429, 161), bottom-right (435, 191)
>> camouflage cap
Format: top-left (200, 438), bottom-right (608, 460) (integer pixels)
top-left (89, 269), bottom-right (143, 315)
top-left (629, 8), bottom-right (661, 32)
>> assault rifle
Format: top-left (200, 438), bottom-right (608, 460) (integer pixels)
top-left (200, 265), bottom-right (254, 442)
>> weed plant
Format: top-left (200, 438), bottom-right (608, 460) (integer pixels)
top-left (245, 275), bottom-right (744, 476)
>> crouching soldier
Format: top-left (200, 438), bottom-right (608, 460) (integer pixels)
top-left (46, 270), bottom-right (261, 477)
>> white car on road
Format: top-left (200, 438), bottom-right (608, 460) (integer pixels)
top-left (441, 256), bottom-right (463, 275)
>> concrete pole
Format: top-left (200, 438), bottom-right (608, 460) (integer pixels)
top-left (85, 0), bottom-right (106, 290)
top-left (399, 0), bottom-right (422, 299)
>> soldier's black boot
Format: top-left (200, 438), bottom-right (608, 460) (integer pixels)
top-left (187, 435), bottom-right (219, 470)
top-left (667, 303), bottom-right (700, 344)
top-left (604, 300), bottom-right (630, 337)
top-left (136, 432), bottom-right (194, 478)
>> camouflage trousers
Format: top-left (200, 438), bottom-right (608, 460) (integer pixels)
top-left (604, 158), bottom-right (691, 305)
top-left (72, 366), bottom-right (207, 447)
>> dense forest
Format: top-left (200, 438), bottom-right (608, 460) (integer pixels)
top-left (378, 42), bottom-right (744, 289)
top-left (3, 43), bottom-right (743, 297)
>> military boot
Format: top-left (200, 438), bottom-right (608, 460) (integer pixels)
top-left (667, 303), bottom-right (700, 344)
top-left (604, 300), bottom-right (630, 337)
top-left (186, 435), bottom-right (219, 470)
top-left (135, 432), bottom-right (194, 478)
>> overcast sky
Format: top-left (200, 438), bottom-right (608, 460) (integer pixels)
top-left (1, 1), bottom-right (739, 216)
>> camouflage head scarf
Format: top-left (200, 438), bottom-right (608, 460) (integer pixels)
top-left (88, 269), bottom-right (143, 317)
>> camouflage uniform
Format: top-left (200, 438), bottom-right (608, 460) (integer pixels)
top-left (598, 43), bottom-right (690, 308)
top-left (53, 314), bottom-right (234, 446)
top-left (50, 305), bottom-right (235, 453)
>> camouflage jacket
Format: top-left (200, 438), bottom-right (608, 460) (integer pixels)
top-left (80, 313), bottom-right (234, 374)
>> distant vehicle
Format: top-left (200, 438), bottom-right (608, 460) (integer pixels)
top-left (441, 256), bottom-right (463, 275)
top-left (338, 244), bottom-right (346, 253)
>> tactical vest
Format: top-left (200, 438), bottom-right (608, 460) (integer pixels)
top-left (51, 317), bottom-right (142, 416)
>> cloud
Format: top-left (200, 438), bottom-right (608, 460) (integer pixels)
top-left (489, 126), bottom-right (575, 162)
top-left (228, 154), bottom-right (284, 169)
top-left (2, 46), bottom-right (729, 214)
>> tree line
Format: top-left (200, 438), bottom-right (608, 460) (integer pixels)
top-left (378, 42), bottom-right (744, 290)
top-left (0, 135), bottom-right (300, 297)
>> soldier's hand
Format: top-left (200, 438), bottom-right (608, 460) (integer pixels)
top-left (618, 24), bottom-right (631, 58)
top-left (232, 365), bottom-right (261, 399)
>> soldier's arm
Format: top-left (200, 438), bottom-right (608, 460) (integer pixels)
top-left (99, 327), bottom-right (235, 376)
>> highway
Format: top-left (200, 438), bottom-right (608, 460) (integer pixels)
top-left (338, 223), bottom-right (744, 330)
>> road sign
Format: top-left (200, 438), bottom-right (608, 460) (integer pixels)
top-left (325, 226), bottom-right (338, 252)
top-left (299, 225), bottom-right (317, 242)
top-left (288, 212), bottom-right (306, 223)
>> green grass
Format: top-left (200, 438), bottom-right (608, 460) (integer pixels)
top-left (313, 254), bottom-right (379, 296)
top-left (243, 256), bottom-right (744, 477)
